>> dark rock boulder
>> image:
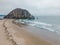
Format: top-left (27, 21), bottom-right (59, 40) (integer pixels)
top-left (4, 8), bottom-right (35, 20)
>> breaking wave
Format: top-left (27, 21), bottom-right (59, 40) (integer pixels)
top-left (16, 19), bottom-right (60, 34)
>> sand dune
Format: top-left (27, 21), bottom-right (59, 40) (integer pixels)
top-left (0, 19), bottom-right (52, 45)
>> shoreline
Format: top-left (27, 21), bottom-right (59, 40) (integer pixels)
top-left (13, 19), bottom-right (60, 45)
top-left (0, 19), bottom-right (52, 45)
top-left (12, 19), bottom-right (53, 45)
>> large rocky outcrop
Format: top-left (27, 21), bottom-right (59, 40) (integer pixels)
top-left (4, 8), bottom-right (35, 20)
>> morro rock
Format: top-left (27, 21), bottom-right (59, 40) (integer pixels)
top-left (4, 8), bottom-right (35, 19)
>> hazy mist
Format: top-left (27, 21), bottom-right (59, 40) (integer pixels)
top-left (0, 0), bottom-right (60, 16)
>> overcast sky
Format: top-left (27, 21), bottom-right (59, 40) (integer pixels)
top-left (0, 0), bottom-right (60, 16)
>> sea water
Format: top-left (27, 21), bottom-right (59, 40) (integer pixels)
top-left (17, 16), bottom-right (60, 34)
top-left (1, 15), bottom-right (60, 34)
top-left (0, 15), bottom-right (5, 19)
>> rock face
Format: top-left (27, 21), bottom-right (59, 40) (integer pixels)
top-left (4, 8), bottom-right (35, 19)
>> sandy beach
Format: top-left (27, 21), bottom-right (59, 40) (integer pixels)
top-left (0, 19), bottom-right (52, 45)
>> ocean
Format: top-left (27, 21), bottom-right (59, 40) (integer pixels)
top-left (0, 15), bottom-right (60, 34)
top-left (0, 15), bottom-right (5, 19)
top-left (15, 16), bottom-right (60, 34)
top-left (0, 15), bottom-right (60, 44)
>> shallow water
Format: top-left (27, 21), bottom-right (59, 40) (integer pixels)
top-left (16, 16), bottom-right (60, 35)
top-left (0, 15), bottom-right (5, 19)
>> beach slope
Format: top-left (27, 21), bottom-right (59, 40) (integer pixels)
top-left (0, 19), bottom-right (51, 45)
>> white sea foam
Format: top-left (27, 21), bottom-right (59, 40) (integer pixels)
top-left (33, 21), bottom-right (52, 27)
top-left (41, 26), bottom-right (55, 32)
top-left (20, 20), bottom-right (52, 27)
top-left (17, 19), bottom-right (60, 33)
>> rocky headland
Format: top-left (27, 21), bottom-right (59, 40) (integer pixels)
top-left (0, 8), bottom-right (54, 45)
top-left (4, 8), bottom-right (35, 20)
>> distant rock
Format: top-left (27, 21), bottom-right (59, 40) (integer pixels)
top-left (4, 8), bottom-right (35, 20)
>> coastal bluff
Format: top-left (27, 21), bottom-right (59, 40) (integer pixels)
top-left (4, 8), bottom-right (35, 19)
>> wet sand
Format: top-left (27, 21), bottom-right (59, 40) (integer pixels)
top-left (0, 19), bottom-right (52, 45)
top-left (14, 19), bottom-right (60, 45)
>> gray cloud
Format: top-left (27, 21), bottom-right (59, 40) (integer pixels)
top-left (0, 0), bottom-right (60, 16)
